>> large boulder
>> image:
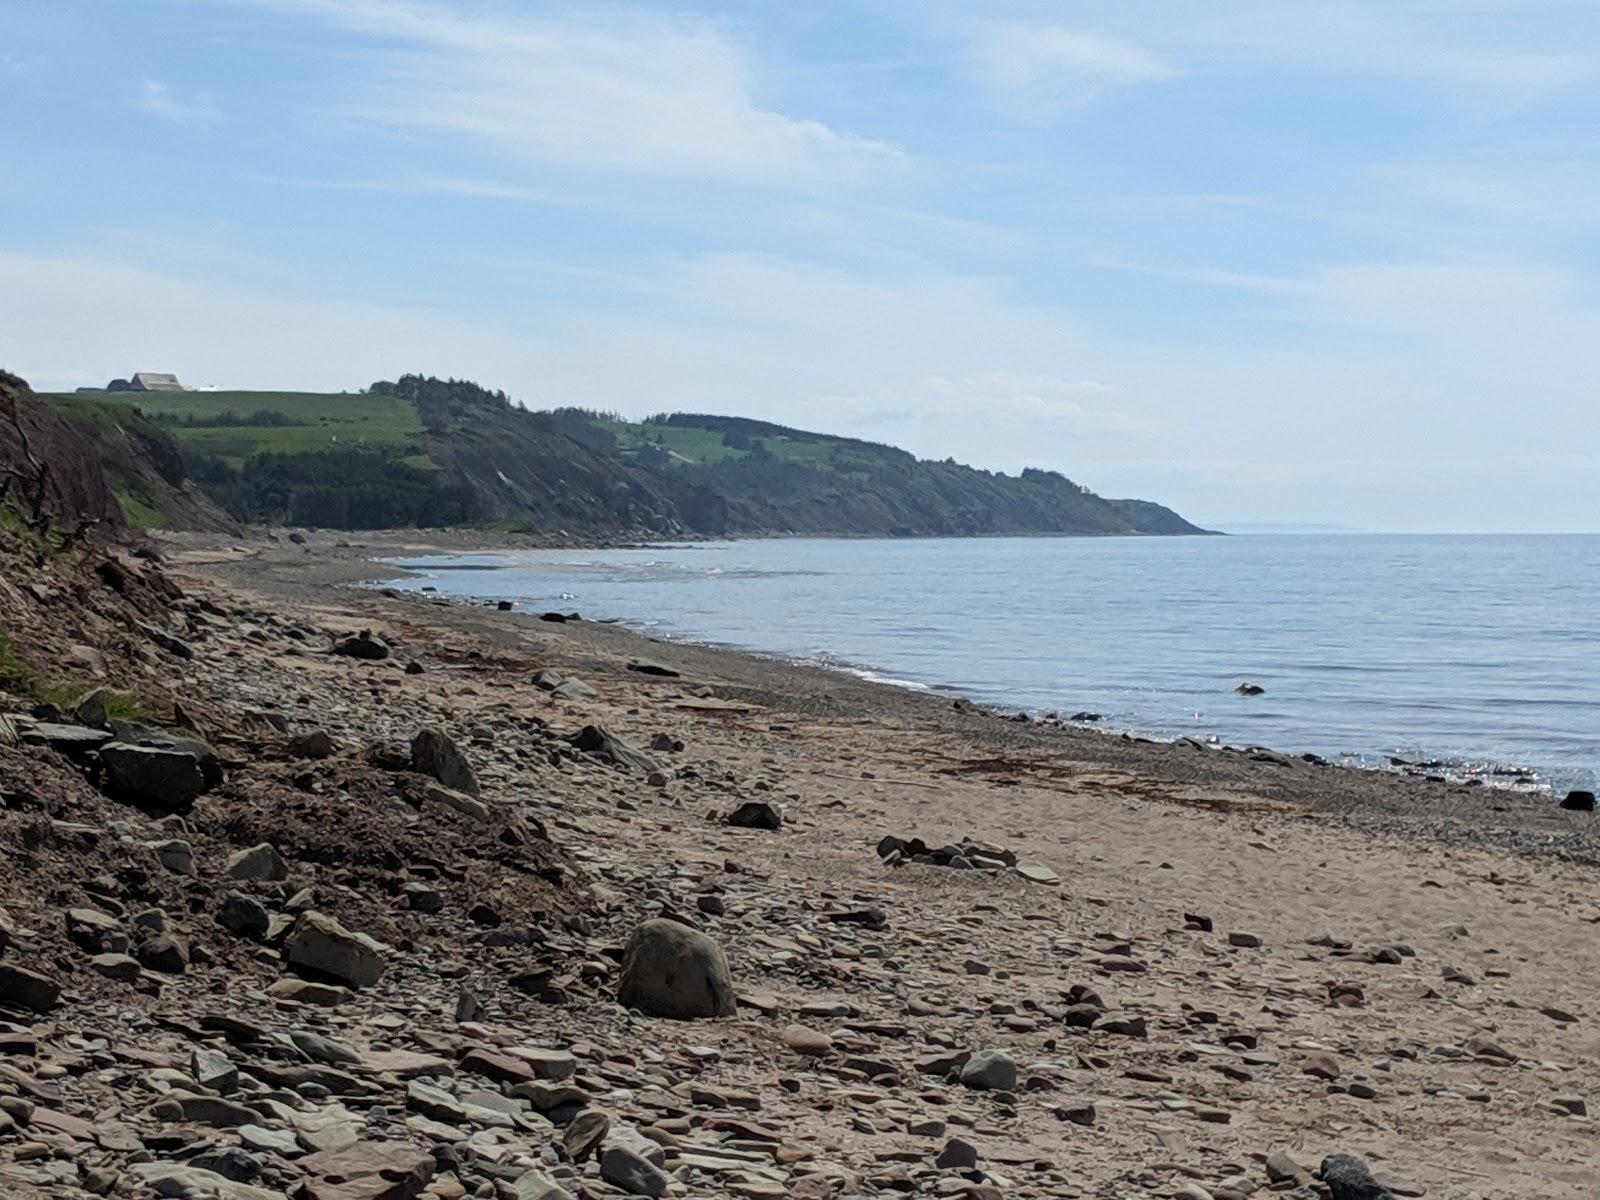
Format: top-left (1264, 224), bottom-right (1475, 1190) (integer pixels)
top-left (299, 1140), bottom-right (435, 1200)
top-left (569, 725), bottom-right (659, 774)
top-left (284, 912), bottom-right (387, 988)
top-left (332, 631), bottom-right (389, 661)
top-left (99, 742), bottom-right (210, 809)
top-left (410, 729), bottom-right (479, 797)
top-left (0, 963), bottom-right (60, 1012)
top-left (617, 919), bottom-right (736, 1019)
top-left (959, 1048), bottom-right (1017, 1091)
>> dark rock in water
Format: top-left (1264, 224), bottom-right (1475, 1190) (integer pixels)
top-left (99, 742), bottom-right (210, 809)
top-left (411, 728), bottom-right (479, 797)
top-left (1068, 711), bottom-right (1102, 723)
top-left (496, 600), bottom-right (514, 611)
top-left (1235, 682), bottom-right (1265, 696)
top-left (569, 725), bottom-right (659, 774)
top-left (539, 611), bottom-right (580, 623)
top-left (331, 630), bottom-right (389, 660)
top-left (617, 918), bottom-right (736, 1019)
top-left (628, 659), bottom-right (681, 678)
top-left (726, 801), bottom-right (782, 831)
top-left (1560, 789), bottom-right (1595, 812)
top-left (1320, 1153), bottom-right (1392, 1200)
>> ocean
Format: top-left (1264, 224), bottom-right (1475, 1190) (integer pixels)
top-left (384, 534), bottom-right (1600, 794)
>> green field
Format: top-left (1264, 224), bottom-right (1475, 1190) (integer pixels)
top-left (49, 390), bottom-right (431, 468)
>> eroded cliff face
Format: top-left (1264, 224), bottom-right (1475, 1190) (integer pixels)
top-left (0, 371), bottom-right (124, 530)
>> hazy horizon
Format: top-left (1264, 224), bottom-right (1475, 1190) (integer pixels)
top-left (4, 1), bottom-right (1599, 533)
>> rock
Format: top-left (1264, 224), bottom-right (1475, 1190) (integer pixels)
top-left (959, 1049), bottom-right (1017, 1091)
top-left (138, 935), bottom-right (189, 973)
top-left (1551, 1095), bottom-right (1587, 1117)
top-left (151, 838), bottom-right (195, 874)
top-left (600, 1147), bottom-right (670, 1198)
top-left (89, 953), bottom-right (142, 981)
top-left (617, 918), bottom-right (737, 1019)
top-left (267, 978), bottom-right (353, 1005)
top-left (410, 728), bottom-right (479, 796)
top-left (783, 1025), bottom-right (834, 1056)
top-left (562, 1106), bottom-right (610, 1161)
top-left (935, 1138), bottom-right (979, 1170)
top-left (128, 1163), bottom-right (280, 1200)
top-left (1013, 863), bottom-right (1060, 885)
top-left (226, 843), bottom-right (290, 881)
top-left (99, 742), bottom-right (210, 809)
top-left (1301, 1055), bottom-right (1341, 1081)
top-left (1235, 682), bottom-right (1265, 696)
top-left (533, 669), bottom-right (599, 701)
top-left (284, 911), bottom-right (388, 988)
top-left (1227, 931), bottom-right (1262, 948)
top-left (138, 620), bottom-right (196, 660)
top-left (190, 1148), bottom-right (261, 1184)
top-left (1054, 1100), bottom-right (1096, 1126)
top-left (0, 963), bottom-right (60, 1012)
top-left (191, 1047), bottom-right (239, 1093)
top-left (1561, 789), bottom-right (1596, 812)
top-left (726, 800), bottom-right (782, 831)
top-left (628, 659), bottom-right (680, 678)
top-left (72, 686), bottom-right (110, 728)
top-left (217, 891), bottom-right (270, 940)
top-left (67, 907), bottom-right (127, 953)
top-left (1265, 1152), bottom-right (1309, 1185)
top-left (423, 781), bottom-right (489, 822)
top-left (1320, 1153), bottom-right (1392, 1200)
top-left (569, 725), bottom-right (660, 774)
top-left (332, 631), bottom-right (390, 660)
top-left (512, 1169), bottom-right (576, 1200)
top-left (290, 729), bottom-right (338, 759)
top-left (299, 1140), bottom-right (436, 1200)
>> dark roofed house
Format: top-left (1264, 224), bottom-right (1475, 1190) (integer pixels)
top-left (130, 372), bottom-right (184, 392)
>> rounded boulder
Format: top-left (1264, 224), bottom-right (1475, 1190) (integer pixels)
top-left (617, 918), bottom-right (736, 1019)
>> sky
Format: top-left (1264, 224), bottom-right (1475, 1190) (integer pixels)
top-left (3, 1), bottom-right (1599, 532)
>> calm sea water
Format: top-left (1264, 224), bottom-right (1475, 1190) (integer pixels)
top-left (385, 535), bottom-right (1600, 793)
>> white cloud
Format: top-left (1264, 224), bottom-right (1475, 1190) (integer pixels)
top-left (970, 22), bottom-right (1175, 119)
top-left (139, 80), bottom-right (222, 125)
top-left (257, 0), bottom-right (904, 185)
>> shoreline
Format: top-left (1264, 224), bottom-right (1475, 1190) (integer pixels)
top-left (165, 527), bottom-right (1599, 866)
top-left (372, 538), bottom-right (1577, 807)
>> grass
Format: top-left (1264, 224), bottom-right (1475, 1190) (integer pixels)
top-left (46, 390), bottom-right (432, 468)
top-left (113, 488), bottom-right (164, 529)
top-left (0, 628), bottom-right (154, 721)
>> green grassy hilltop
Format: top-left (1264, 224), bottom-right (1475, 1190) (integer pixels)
top-left (45, 377), bottom-right (1209, 537)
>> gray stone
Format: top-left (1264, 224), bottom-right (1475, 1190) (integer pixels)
top-left (331, 631), bottom-right (389, 660)
top-left (226, 843), bottom-right (289, 881)
top-left (284, 911), bottom-right (387, 988)
top-left (959, 1049), bottom-right (1017, 1091)
top-left (99, 742), bottom-right (210, 808)
top-left (618, 918), bottom-right (736, 1019)
top-left (600, 1147), bottom-right (670, 1198)
top-left (217, 891), bottom-right (270, 940)
top-left (1320, 1153), bottom-right (1393, 1200)
top-left (411, 728), bottom-right (479, 796)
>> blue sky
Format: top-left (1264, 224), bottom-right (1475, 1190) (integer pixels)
top-left (3, 0), bottom-right (1599, 531)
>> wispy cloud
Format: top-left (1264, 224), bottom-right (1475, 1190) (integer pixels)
top-left (969, 22), bottom-right (1175, 119)
top-left (139, 80), bottom-right (222, 125)
top-left (254, 0), bottom-right (904, 185)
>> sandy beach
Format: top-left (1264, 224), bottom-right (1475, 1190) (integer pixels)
top-left (1, 527), bottom-right (1596, 1198)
